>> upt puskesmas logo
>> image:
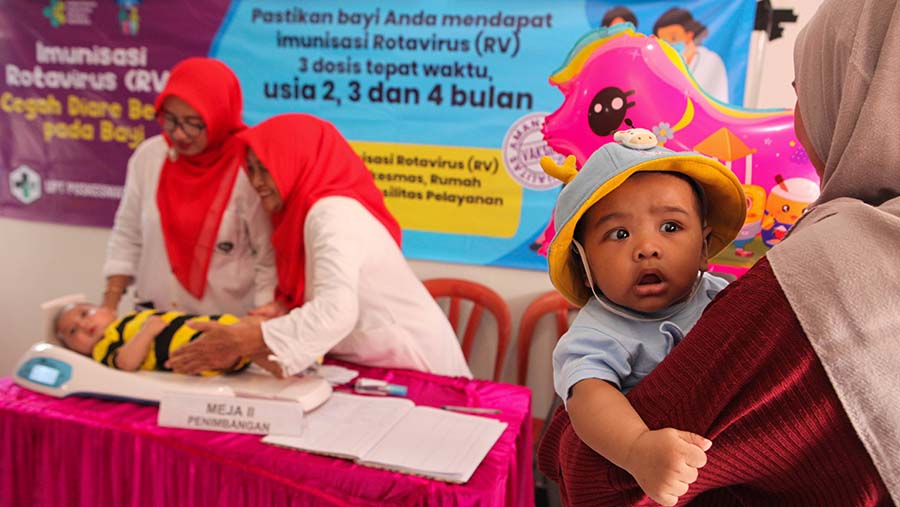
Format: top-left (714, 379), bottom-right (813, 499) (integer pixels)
top-left (9, 165), bottom-right (43, 205)
top-left (42, 0), bottom-right (65, 26)
top-left (42, 0), bottom-right (98, 27)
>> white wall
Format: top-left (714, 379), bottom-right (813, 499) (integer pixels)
top-left (0, 0), bottom-right (824, 420)
top-left (0, 218), bottom-right (113, 373)
top-left (745, 0), bottom-right (823, 109)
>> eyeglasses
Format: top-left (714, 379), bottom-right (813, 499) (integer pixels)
top-left (158, 111), bottom-right (206, 137)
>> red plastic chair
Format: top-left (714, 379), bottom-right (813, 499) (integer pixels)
top-left (516, 290), bottom-right (577, 447)
top-left (423, 278), bottom-right (511, 382)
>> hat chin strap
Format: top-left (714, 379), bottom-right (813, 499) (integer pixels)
top-left (571, 239), bottom-right (703, 322)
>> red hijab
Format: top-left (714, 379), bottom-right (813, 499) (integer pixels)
top-left (236, 114), bottom-right (402, 309)
top-left (154, 58), bottom-right (246, 299)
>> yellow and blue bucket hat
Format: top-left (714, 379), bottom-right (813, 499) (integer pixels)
top-left (543, 129), bottom-right (746, 307)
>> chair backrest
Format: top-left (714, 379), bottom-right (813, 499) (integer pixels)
top-left (516, 290), bottom-right (578, 466)
top-left (516, 291), bottom-right (577, 386)
top-left (423, 278), bottom-right (511, 381)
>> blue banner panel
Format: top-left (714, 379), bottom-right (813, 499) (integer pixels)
top-left (0, 0), bottom-right (755, 271)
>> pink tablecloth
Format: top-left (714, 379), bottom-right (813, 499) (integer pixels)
top-left (0, 362), bottom-right (532, 507)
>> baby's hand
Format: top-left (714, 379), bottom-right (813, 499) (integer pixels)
top-left (143, 315), bottom-right (168, 332)
top-left (624, 428), bottom-right (711, 506)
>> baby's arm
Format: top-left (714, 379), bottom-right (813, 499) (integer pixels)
top-left (567, 378), bottom-right (711, 506)
top-left (114, 315), bottom-right (167, 371)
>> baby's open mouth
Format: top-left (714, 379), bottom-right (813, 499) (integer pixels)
top-left (638, 273), bottom-right (662, 285)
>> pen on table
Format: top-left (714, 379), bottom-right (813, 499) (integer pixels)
top-left (354, 378), bottom-right (408, 397)
top-left (441, 405), bottom-right (502, 415)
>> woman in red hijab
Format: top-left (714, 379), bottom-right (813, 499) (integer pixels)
top-left (167, 114), bottom-right (471, 379)
top-left (102, 58), bottom-right (276, 316)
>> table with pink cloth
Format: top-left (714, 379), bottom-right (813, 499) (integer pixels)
top-left (0, 361), bottom-right (533, 507)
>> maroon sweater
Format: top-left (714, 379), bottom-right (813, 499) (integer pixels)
top-left (538, 258), bottom-right (892, 506)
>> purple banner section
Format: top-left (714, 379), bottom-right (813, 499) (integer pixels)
top-left (0, 1), bottom-right (229, 227)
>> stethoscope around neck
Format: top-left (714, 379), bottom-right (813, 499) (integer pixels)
top-left (570, 239), bottom-right (704, 322)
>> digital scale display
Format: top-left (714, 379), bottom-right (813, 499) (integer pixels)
top-left (28, 364), bottom-right (60, 385)
top-left (17, 356), bottom-right (71, 388)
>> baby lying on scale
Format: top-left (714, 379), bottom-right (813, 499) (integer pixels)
top-left (54, 302), bottom-right (261, 375)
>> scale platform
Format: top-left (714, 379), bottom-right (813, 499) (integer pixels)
top-left (14, 341), bottom-right (332, 412)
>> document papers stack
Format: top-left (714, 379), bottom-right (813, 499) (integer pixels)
top-left (262, 392), bottom-right (507, 483)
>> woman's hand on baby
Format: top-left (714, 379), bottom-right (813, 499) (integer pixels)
top-left (166, 320), bottom-right (265, 374)
top-left (623, 428), bottom-right (711, 506)
top-left (248, 300), bottom-right (288, 319)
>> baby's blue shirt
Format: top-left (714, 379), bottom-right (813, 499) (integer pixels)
top-left (553, 272), bottom-right (728, 401)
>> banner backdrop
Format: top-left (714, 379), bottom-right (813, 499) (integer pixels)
top-left (0, 0), bottom-right (756, 270)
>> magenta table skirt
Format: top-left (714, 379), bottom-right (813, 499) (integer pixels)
top-left (0, 361), bottom-right (533, 507)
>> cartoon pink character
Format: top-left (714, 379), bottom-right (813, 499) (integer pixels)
top-left (540, 24), bottom-right (820, 269)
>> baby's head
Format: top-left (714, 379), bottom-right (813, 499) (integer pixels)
top-left (546, 131), bottom-right (746, 310)
top-left (54, 303), bottom-right (117, 356)
top-left (573, 171), bottom-right (710, 312)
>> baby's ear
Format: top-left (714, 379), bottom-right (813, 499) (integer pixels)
top-left (570, 243), bottom-right (593, 288)
top-left (699, 226), bottom-right (713, 271)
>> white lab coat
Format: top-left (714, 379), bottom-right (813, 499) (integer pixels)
top-left (262, 197), bottom-right (473, 378)
top-left (103, 135), bottom-right (277, 315)
top-left (691, 45), bottom-right (729, 104)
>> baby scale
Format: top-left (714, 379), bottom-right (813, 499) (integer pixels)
top-left (14, 341), bottom-right (333, 411)
top-left (15, 293), bottom-right (332, 411)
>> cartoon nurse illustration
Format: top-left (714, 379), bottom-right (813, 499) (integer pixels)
top-left (601, 6), bottom-right (638, 28)
top-left (653, 8), bottom-right (729, 103)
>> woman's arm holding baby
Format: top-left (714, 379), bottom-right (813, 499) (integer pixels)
top-left (101, 274), bottom-right (133, 312)
top-left (114, 316), bottom-right (167, 371)
top-left (567, 378), bottom-right (711, 507)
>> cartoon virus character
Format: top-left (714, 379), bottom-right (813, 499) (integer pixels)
top-left (733, 184), bottom-right (766, 257)
top-left (761, 175), bottom-right (820, 247)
